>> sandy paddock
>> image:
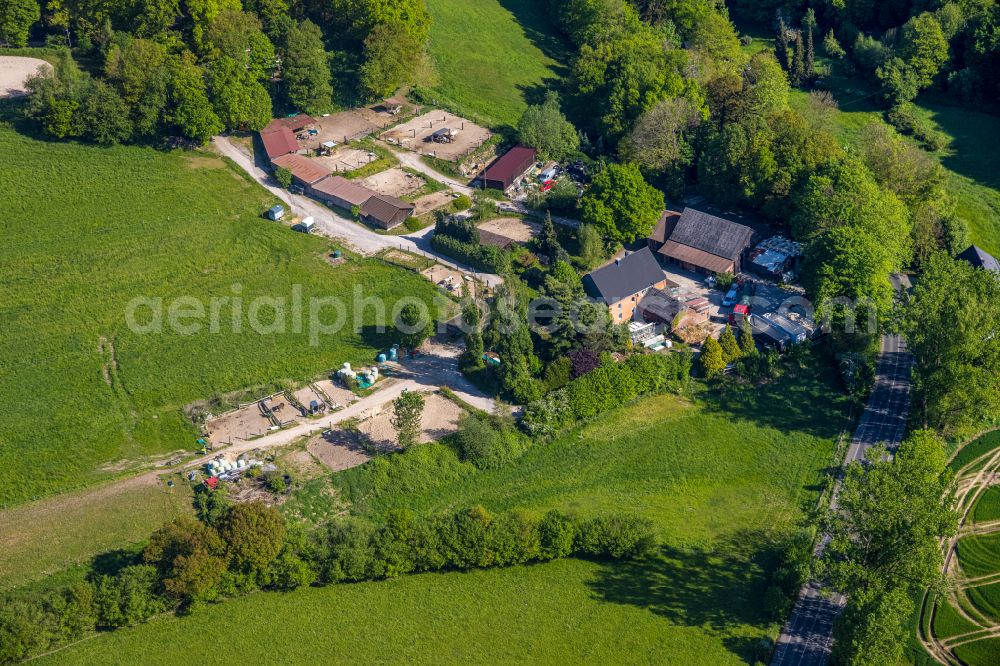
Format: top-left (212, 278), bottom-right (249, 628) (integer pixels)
top-left (293, 385), bottom-right (328, 413)
top-left (360, 167), bottom-right (425, 198)
top-left (307, 429), bottom-right (374, 471)
top-left (477, 217), bottom-right (541, 244)
top-left (356, 392), bottom-right (465, 448)
top-left (381, 110), bottom-right (491, 162)
top-left (411, 191), bottom-right (454, 216)
top-left (310, 146), bottom-right (380, 174)
top-left (206, 404), bottom-right (274, 444)
top-left (313, 379), bottom-right (358, 410)
top-left (262, 393), bottom-right (300, 424)
top-left (0, 57), bottom-right (51, 98)
top-left (301, 108), bottom-right (394, 151)
top-left (421, 264), bottom-right (465, 293)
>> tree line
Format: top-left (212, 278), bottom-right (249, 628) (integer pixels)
top-left (0, 496), bottom-right (655, 664)
top-left (7, 0), bottom-right (433, 144)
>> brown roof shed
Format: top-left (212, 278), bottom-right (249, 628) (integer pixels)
top-left (260, 126), bottom-right (298, 161)
top-left (480, 146), bottom-right (537, 191)
top-left (271, 153), bottom-right (329, 185)
top-left (310, 176), bottom-right (376, 209)
top-left (360, 194), bottom-right (415, 229)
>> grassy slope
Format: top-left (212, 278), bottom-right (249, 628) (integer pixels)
top-left (0, 121), bottom-right (442, 506)
top-left (423, 0), bottom-right (568, 127)
top-left (954, 638), bottom-right (1000, 666)
top-left (0, 480), bottom-right (192, 588)
top-left (956, 532), bottom-right (1000, 580)
top-left (972, 486), bottom-right (1000, 525)
top-left (42, 369), bottom-right (847, 664)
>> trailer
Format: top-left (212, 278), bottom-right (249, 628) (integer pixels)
top-left (761, 312), bottom-right (808, 344)
top-left (749, 313), bottom-right (792, 352)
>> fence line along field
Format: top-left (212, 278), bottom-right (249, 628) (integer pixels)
top-left (0, 123), bottom-right (442, 508)
top-left (39, 368), bottom-right (849, 664)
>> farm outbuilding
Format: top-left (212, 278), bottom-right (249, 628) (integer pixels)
top-left (360, 194), bottom-right (416, 230)
top-left (270, 153), bottom-right (330, 187)
top-left (259, 125), bottom-right (298, 162)
top-left (479, 146), bottom-right (537, 192)
top-left (956, 244), bottom-right (1000, 272)
top-left (651, 208), bottom-right (755, 275)
top-left (310, 175), bottom-right (376, 210)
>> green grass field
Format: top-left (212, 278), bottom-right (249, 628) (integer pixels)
top-left (951, 431), bottom-right (1000, 473)
top-left (0, 478), bottom-right (192, 589)
top-left (956, 533), bottom-right (1000, 580)
top-left (954, 637), bottom-right (1000, 666)
top-left (423, 0), bottom-right (568, 127)
top-left (932, 597), bottom-right (982, 639)
top-left (39, 367), bottom-right (847, 663)
top-left (967, 582), bottom-right (1000, 624)
top-left (973, 486), bottom-right (1000, 525)
top-left (0, 119), bottom-right (442, 507)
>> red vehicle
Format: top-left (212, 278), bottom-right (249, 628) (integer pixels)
top-left (729, 303), bottom-right (750, 326)
top-left (540, 179), bottom-right (555, 192)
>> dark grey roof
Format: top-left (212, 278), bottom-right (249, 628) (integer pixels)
top-left (583, 247), bottom-right (664, 304)
top-left (956, 245), bottom-right (1000, 272)
top-left (668, 208), bottom-right (754, 260)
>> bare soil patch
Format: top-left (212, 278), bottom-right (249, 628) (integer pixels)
top-left (300, 108), bottom-right (395, 151)
top-left (262, 393), bottom-right (300, 425)
top-left (206, 404), bottom-right (274, 444)
top-left (310, 146), bottom-right (379, 174)
top-left (477, 217), bottom-right (540, 245)
top-left (421, 264), bottom-right (465, 293)
top-left (412, 191), bottom-right (454, 216)
top-left (381, 110), bottom-right (491, 161)
top-left (360, 167), bottom-right (425, 198)
top-left (307, 429), bottom-right (373, 472)
top-left (355, 392), bottom-right (465, 448)
top-left (0, 57), bottom-right (52, 98)
top-left (293, 385), bottom-right (328, 413)
top-left (313, 379), bottom-right (358, 409)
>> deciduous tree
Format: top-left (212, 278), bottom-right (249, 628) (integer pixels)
top-left (580, 162), bottom-right (664, 243)
top-left (282, 20), bottom-right (332, 113)
top-left (517, 91), bottom-right (579, 161)
top-left (391, 390), bottom-right (425, 448)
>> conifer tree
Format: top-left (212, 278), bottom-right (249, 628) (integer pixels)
top-left (739, 323), bottom-right (757, 357)
top-left (719, 324), bottom-right (742, 362)
top-left (700, 336), bottom-right (727, 378)
top-left (775, 16), bottom-right (790, 73)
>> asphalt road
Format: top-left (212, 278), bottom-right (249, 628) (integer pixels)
top-left (771, 334), bottom-right (913, 666)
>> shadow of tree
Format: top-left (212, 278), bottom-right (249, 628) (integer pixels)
top-left (588, 529), bottom-right (792, 663)
top-left (496, 0), bottom-right (572, 77)
top-left (698, 364), bottom-right (850, 442)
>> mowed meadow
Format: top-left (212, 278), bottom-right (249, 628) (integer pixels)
top-left (423, 0), bottom-right (568, 127)
top-left (0, 120), bottom-right (441, 506)
top-left (40, 369), bottom-right (848, 664)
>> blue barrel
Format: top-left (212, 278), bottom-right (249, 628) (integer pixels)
top-left (389, 348), bottom-right (398, 361)
top-left (377, 353), bottom-right (387, 363)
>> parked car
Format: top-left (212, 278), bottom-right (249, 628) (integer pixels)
top-left (722, 286), bottom-right (740, 307)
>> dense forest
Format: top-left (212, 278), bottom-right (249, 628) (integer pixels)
top-left (0, 0), bottom-right (432, 143)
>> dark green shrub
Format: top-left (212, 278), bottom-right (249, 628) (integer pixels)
top-left (573, 514), bottom-right (656, 559)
